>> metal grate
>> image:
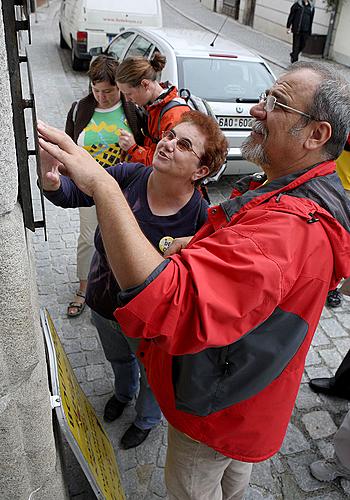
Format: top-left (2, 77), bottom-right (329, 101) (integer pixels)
top-left (1, 0), bottom-right (46, 237)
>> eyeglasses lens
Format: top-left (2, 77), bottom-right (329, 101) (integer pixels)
top-left (264, 95), bottom-right (276, 112)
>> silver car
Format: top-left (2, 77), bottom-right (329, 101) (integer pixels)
top-left (92, 27), bottom-right (276, 175)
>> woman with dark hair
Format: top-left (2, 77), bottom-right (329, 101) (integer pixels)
top-left (65, 55), bottom-right (143, 317)
top-left (39, 110), bottom-right (228, 449)
top-left (116, 52), bottom-right (190, 166)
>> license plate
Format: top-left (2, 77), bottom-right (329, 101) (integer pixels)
top-left (216, 116), bottom-right (253, 129)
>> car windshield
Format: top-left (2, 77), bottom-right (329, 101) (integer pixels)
top-left (177, 57), bottom-right (274, 102)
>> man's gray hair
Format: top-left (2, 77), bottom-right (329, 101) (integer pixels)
top-left (288, 62), bottom-right (350, 159)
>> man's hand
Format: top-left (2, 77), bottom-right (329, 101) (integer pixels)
top-left (119, 130), bottom-right (136, 151)
top-left (287, 29), bottom-right (291, 34)
top-left (37, 120), bottom-right (110, 197)
top-left (164, 236), bottom-right (193, 257)
top-left (39, 146), bottom-right (62, 191)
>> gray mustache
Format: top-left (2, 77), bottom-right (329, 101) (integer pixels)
top-left (252, 120), bottom-right (268, 139)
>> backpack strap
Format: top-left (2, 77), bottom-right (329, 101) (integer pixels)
top-left (148, 98), bottom-right (188, 144)
top-left (72, 100), bottom-right (80, 124)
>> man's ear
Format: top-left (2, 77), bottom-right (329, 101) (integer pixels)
top-left (192, 165), bottom-right (210, 182)
top-left (305, 121), bottom-right (332, 151)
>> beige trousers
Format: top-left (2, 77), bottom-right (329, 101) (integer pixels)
top-left (335, 408), bottom-right (350, 471)
top-left (76, 206), bottom-right (98, 281)
top-left (165, 425), bottom-right (252, 500)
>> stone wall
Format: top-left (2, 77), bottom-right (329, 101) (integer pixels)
top-left (0, 1), bottom-right (67, 498)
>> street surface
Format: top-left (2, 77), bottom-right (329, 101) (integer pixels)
top-left (30, 1), bottom-right (350, 498)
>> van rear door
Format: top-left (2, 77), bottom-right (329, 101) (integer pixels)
top-left (85, 0), bottom-right (162, 51)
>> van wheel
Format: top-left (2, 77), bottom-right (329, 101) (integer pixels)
top-left (59, 26), bottom-right (69, 49)
top-left (71, 47), bottom-right (84, 71)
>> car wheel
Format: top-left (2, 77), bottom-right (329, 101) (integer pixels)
top-left (71, 46), bottom-right (84, 71)
top-left (59, 26), bottom-right (69, 49)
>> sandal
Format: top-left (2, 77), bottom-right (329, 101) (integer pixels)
top-left (67, 290), bottom-right (86, 317)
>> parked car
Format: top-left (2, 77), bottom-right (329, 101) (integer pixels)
top-left (90, 27), bottom-right (276, 175)
top-left (59, 0), bottom-right (162, 71)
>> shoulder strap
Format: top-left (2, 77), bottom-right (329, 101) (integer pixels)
top-left (72, 100), bottom-right (80, 124)
top-left (155, 98), bottom-right (188, 140)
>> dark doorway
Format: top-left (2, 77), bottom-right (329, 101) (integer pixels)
top-left (222, 0), bottom-right (240, 20)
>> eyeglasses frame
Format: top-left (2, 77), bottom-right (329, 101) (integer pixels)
top-left (161, 129), bottom-right (202, 163)
top-left (259, 92), bottom-right (316, 121)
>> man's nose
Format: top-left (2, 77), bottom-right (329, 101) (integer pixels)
top-left (250, 101), bottom-right (267, 120)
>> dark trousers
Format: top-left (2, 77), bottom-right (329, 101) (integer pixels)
top-left (291, 32), bottom-right (309, 63)
top-left (333, 349), bottom-right (350, 397)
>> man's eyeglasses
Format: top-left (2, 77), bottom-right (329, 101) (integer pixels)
top-left (161, 129), bottom-right (202, 162)
top-left (259, 92), bottom-right (315, 120)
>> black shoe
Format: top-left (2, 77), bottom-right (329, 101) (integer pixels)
top-left (103, 395), bottom-right (127, 422)
top-left (120, 424), bottom-right (151, 449)
top-left (309, 377), bottom-right (349, 399)
top-left (327, 289), bottom-right (342, 308)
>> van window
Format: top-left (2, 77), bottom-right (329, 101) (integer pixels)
top-left (125, 36), bottom-right (154, 58)
top-left (108, 32), bottom-right (134, 60)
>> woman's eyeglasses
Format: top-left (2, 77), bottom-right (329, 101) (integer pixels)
top-left (161, 129), bottom-right (202, 162)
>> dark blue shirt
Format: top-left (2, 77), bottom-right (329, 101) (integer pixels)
top-left (44, 162), bottom-right (209, 319)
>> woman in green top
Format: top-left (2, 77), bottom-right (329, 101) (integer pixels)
top-left (65, 55), bottom-right (143, 317)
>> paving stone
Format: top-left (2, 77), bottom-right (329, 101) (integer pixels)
top-left (333, 337), bottom-right (350, 357)
top-left (316, 440), bottom-right (335, 459)
top-left (304, 365), bottom-right (333, 381)
top-left (305, 346), bottom-right (322, 366)
top-left (73, 366), bottom-right (86, 384)
top-left (250, 460), bottom-right (274, 489)
top-left (312, 326), bottom-right (331, 347)
top-left (86, 363), bottom-right (105, 381)
top-left (92, 377), bottom-right (113, 396)
top-left (157, 445), bottom-right (167, 468)
top-left (80, 336), bottom-right (99, 351)
top-left (321, 307), bottom-right (332, 319)
top-left (280, 422), bottom-right (310, 454)
top-left (319, 349), bottom-right (343, 369)
top-left (67, 352), bottom-right (87, 368)
top-left (119, 448), bottom-right (138, 472)
top-left (86, 349), bottom-right (107, 364)
top-left (149, 468), bottom-right (167, 497)
top-left (61, 338), bottom-right (81, 354)
top-left (321, 318), bottom-right (348, 338)
top-left (244, 486), bottom-right (275, 500)
top-left (136, 426), bottom-right (163, 466)
top-left (287, 453), bottom-right (327, 493)
top-left (302, 411), bottom-right (337, 439)
top-left (271, 454), bottom-right (286, 474)
top-left (337, 312), bottom-right (350, 330)
top-left (295, 384), bottom-right (321, 410)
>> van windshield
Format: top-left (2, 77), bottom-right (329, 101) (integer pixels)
top-left (177, 57), bottom-right (274, 102)
top-left (86, 0), bottom-right (159, 14)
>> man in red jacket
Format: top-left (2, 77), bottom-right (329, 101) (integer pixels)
top-left (38, 62), bottom-right (350, 500)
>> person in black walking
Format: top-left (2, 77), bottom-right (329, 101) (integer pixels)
top-left (287, 0), bottom-right (315, 64)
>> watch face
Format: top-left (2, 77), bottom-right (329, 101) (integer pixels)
top-left (159, 236), bottom-right (174, 254)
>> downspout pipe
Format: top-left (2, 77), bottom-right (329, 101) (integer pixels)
top-left (323, 0), bottom-right (339, 59)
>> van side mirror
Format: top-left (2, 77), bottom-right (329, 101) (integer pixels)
top-left (89, 47), bottom-right (103, 56)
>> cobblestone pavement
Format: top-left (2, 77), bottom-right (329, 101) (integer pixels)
top-left (29, 1), bottom-right (350, 498)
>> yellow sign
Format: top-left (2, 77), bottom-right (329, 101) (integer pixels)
top-left (41, 309), bottom-right (125, 500)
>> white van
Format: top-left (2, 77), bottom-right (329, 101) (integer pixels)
top-left (59, 0), bottom-right (162, 70)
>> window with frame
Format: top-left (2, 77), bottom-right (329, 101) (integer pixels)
top-left (124, 35), bottom-right (154, 58)
top-left (108, 31), bottom-right (134, 60)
